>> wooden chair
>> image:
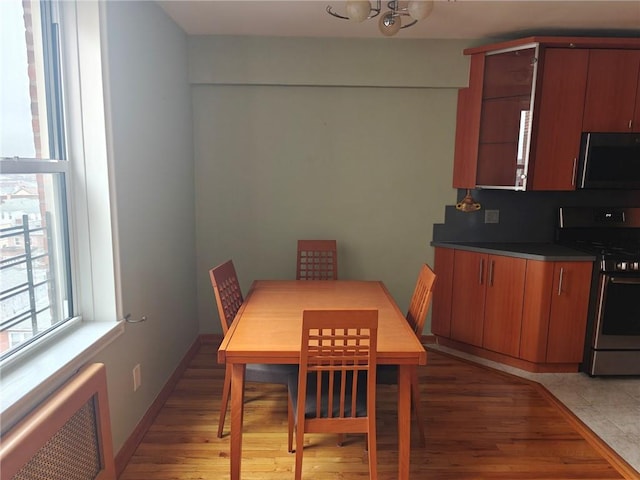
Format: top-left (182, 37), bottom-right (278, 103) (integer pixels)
top-left (288, 309), bottom-right (378, 480)
top-left (296, 240), bottom-right (338, 280)
top-left (210, 260), bottom-right (297, 438)
top-left (377, 263), bottom-right (436, 447)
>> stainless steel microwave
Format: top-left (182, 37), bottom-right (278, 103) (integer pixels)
top-left (577, 132), bottom-right (640, 189)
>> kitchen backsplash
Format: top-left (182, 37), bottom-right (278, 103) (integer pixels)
top-left (432, 189), bottom-right (639, 243)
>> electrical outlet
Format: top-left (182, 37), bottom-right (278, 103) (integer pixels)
top-left (484, 209), bottom-right (500, 224)
top-left (133, 364), bottom-right (142, 391)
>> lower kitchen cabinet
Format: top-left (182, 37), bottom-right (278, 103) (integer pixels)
top-left (521, 260), bottom-right (593, 363)
top-left (432, 247), bottom-right (593, 372)
top-left (450, 250), bottom-right (488, 347)
top-left (448, 250), bottom-right (526, 356)
top-left (482, 254), bottom-right (527, 357)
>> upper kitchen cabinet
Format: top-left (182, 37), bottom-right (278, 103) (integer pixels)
top-left (476, 46), bottom-right (537, 189)
top-left (526, 49), bottom-right (589, 190)
top-left (582, 49), bottom-right (640, 132)
top-left (453, 37), bottom-right (640, 191)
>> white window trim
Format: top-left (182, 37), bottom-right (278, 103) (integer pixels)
top-left (0, 1), bottom-right (123, 434)
top-left (0, 320), bottom-right (124, 434)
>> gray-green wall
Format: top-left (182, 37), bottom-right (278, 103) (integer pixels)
top-left (89, 1), bottom-right (197, 452)
top-left (191, 36), bottom-right (471, 334)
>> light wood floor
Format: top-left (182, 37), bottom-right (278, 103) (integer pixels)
top-left (119, 343), bottom-right (637, 480)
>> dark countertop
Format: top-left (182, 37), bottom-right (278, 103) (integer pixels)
top-left (431, 241), bottom-right (596, 262)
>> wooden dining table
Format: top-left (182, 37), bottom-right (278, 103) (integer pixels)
top-left (217, 279), bottom-right (428, 480)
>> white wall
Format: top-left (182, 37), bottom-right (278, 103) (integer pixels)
top-left (191, 37), bottom-right (470, 334)
top-left (88, 1), bottom-right (198, 452)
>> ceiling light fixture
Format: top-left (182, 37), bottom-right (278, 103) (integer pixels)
top-left (327, 0), bottom-right (434, 37)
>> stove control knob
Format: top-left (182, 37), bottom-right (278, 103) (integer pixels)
top-left (633, 262), bottom-right (640, 271)
top-left (617, 262), bottom-right (627, 271)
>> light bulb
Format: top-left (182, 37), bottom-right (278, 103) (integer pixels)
top-left (378, 11), bottom-right (401, 36)
top-left (346, 0), bottom-right (372, 22)
top-left (407, 0), bottom-right (434, 21)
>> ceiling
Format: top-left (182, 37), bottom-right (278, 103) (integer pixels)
top-left (157, 1), bottom-right (640, 40)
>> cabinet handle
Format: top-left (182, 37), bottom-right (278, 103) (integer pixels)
top-left (489, 260), bottom-right (495, 287)
top-left (571, 158), bottom-right (577, 187)
top-left (557, 267), bottom-right (565, 296)
top-left (479, 258), bottom-right (484, 285)
top-left (630, 119), bottom-right (633, 130)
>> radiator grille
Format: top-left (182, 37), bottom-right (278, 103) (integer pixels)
top-left (12, 399), bottom-right (101, 480)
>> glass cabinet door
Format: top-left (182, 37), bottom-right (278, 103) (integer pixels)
top-left (477, 45), bottom-right (538, 189)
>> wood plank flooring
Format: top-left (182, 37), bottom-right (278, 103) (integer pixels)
top-left (119, 343), bottom-right (636, 479)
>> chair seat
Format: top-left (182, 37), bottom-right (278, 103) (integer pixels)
top-left (246, 364), bottom-right (298, 384)
top-left (289, 371), bottom-right (369, 421)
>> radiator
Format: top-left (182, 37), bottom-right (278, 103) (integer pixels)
top-left (0, 363), bottom-right (116, 480)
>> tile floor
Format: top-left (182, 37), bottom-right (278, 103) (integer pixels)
top-left (428, 344), bottom-right (640, 474)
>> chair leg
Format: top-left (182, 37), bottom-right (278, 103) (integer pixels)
top-left (410, 371), bottom-right (426, 447)
top-left (217, 364), bottom-right (232, 438)
top-left (367, 419), bottom-right (378, 480)
top-left (294, 423), bottom-right (304, 480)
top-left (287, 395), bottom-right (294, 453)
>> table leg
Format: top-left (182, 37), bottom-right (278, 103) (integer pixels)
top-left (397, 364), bottom-right (413, 480)
top-left (230, 363), bottom-right (246, 480)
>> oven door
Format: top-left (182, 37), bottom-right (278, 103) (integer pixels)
top-left (592, 273), bottom-right (640, 349)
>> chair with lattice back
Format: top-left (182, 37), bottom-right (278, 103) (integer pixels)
top-left (210, 259), bottom-right (297, 438)
top-left (296, 240), bottom-right (338, 280)
top-left (287, 309), bottom-right (378, 480)
top-left (377, 263), bottom-right (436, 447)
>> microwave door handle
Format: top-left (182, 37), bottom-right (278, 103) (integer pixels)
top-left (610, 277), bottom-right (640, 285)
top-left (571, 158), bottom-right (577, 187)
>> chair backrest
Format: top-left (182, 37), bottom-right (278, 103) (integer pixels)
top-left (296, 240), bottom-right (338, 280)
top-left (299, 309), bottom-right (377, 424)
top-left (209, 260), bottom-right (243, 335)
top-left (406, 263), bottom-right (437, 337)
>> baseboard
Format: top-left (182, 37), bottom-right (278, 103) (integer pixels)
top-left (200, 333), bottom-right (224, 345)
top-left (421, 334), bottom-right (436, 344)
top-left (114, 336), bottom-right (204, 477)
top-left (435, 336), bottom-right (580, 373)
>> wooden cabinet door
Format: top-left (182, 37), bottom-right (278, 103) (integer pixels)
top-left (520, 260), bottom-right (554, 362)
top-left (482, 255), bottom-right (527, 357)
top-left (450, 250), bottom-right (487, 347)
top-left (431, 247), bottom-right (454, 338)
top-left (529, 49), bottom-right (589, 190)
top-left (546, 262), bottom-right (593, 363)
top-left (452, 88), bottom-right (478, 189)
top-left (583, 49), bottom-right (640, 132)
top-left (634, 73), bottom-right (640, 132)
top-left (452, 54), bottom-right (484, 189)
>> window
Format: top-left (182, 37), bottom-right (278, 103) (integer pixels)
top-left (1, 0), bottom-right (73, 360)
top-left (0, 0), bottom-right (120, 432)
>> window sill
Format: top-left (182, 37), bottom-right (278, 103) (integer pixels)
top-left (0, 320), bottom-right (125, 434)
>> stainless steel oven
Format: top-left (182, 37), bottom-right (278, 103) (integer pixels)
top-left (557, 206), bottom-right (640, 376)
top-left (590, 267), bottom-right (640, 375)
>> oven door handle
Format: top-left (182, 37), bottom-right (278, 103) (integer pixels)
top-left (610, 277), bottom-right (640, 285)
